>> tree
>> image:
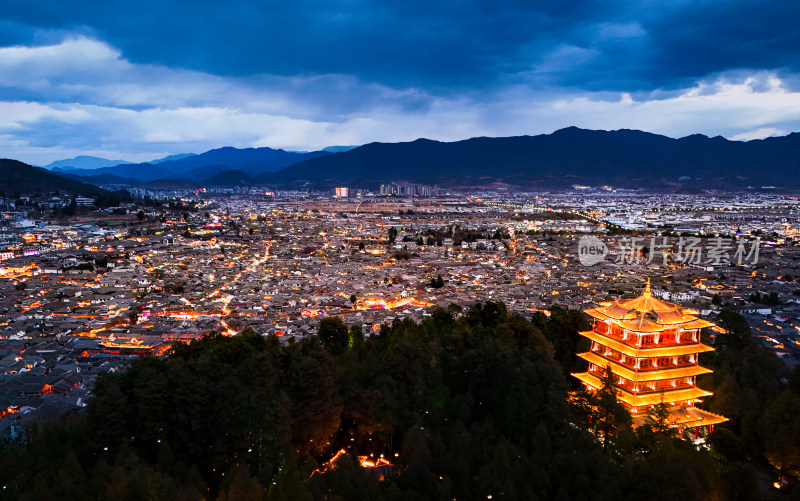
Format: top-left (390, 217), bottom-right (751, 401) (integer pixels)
top-left (317, 317), bottom-right (349, 352)
top-left (447, 303), bottom-right (463, 316)
top-left (789, 365), bottom-right (800, 397)
top-left (62, 198), bottom-right (77, 216)
top-left (646, 399), bottom-right (672, 435)
top-left (758, 389), bottom-right (800, 479)
top-left (716, 309), bottom-right (751, 348)
top-left (347, 324), bottom-right (363, 349)
top-left (137, 210), bottom-right (145, 221)
top-left (387, 227), bottom-right (398, 245)
top-left (707, 428), bottom-right (747, 462)
top-left (638, 397), bottom-right (674, 446)
top-left (594, 366), bottom-right (632, 451)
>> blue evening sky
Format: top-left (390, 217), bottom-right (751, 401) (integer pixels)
top-left (1, 0), bottom-right (799, 164)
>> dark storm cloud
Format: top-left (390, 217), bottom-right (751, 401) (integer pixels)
top-left (2, 0), bottom-right (800, 164)
top-left (640, 1), bottom-right (800, 89)
top-left (9, 0), bottom-right (798, 92)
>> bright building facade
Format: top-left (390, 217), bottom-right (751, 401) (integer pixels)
top-left (572, 279), bottom-right (727, 434)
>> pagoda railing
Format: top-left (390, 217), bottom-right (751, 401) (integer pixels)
top-left (592, 327), bottom-right (699, 348)
top-left (587, 365), bottom-right (696, 393)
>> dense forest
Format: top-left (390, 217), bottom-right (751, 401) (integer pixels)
top-left (0, 302), bottom-right (798, 500)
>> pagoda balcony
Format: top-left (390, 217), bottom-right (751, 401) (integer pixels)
top-left (578, 352), bottom-right (711, 381)
top-left (572, 371), bottom-right (712, 407)
top-left (592, 325), bottom-right (699, 347)
top-left (579, 330), bottom-right (713, 358)
top-left (583, 363), bottom-right (697, 393)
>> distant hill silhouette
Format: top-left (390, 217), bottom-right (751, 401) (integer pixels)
top-left (150, 153), bottom-right (196, 164)
top-left (68, 146), bottom-right (331, 182)
top-left (266, 127), bottom-right (800, 190)
top-left (46, 155), bottom-right (132, 170)
top-left (321, 145), bottom-right (358, 153)
top-left (0, 159), bottom-right (113, 195)
top-left (61, 172), bottom-right (141, 187)
top-left (197, 169), bottom-right (254, 186)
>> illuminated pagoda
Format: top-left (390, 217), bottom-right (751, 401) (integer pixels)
top-left (572, 278), bottom-right (726, 436)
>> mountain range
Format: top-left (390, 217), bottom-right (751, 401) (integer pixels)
top-left (54, 146), bottom-right (332, 184)
top-left (8, 128), bottom-right (800, 192)
top-left (264, 127), bottom-right (800, 190)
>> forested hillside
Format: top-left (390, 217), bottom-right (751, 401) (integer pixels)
top-left (0, 303), bottom-right (795, 500)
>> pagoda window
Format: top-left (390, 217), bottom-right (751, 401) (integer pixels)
top-left (657, 357), bottom-right (670, 367)
top-left (641, 335), bottom-right (655, 346)
top-left (595, 321), bottom-right (609, 334)
top-left (611, 324), bottom-right (623, 338)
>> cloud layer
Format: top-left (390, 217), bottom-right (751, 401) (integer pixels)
top-left (1, 0), bottom-right (800, 164)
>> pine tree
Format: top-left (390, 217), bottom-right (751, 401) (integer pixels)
top-left (595, 366), bottom-right (632, 451)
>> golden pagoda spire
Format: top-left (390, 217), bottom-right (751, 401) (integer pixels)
top-left (644, 277), bottom-right (651, 296)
